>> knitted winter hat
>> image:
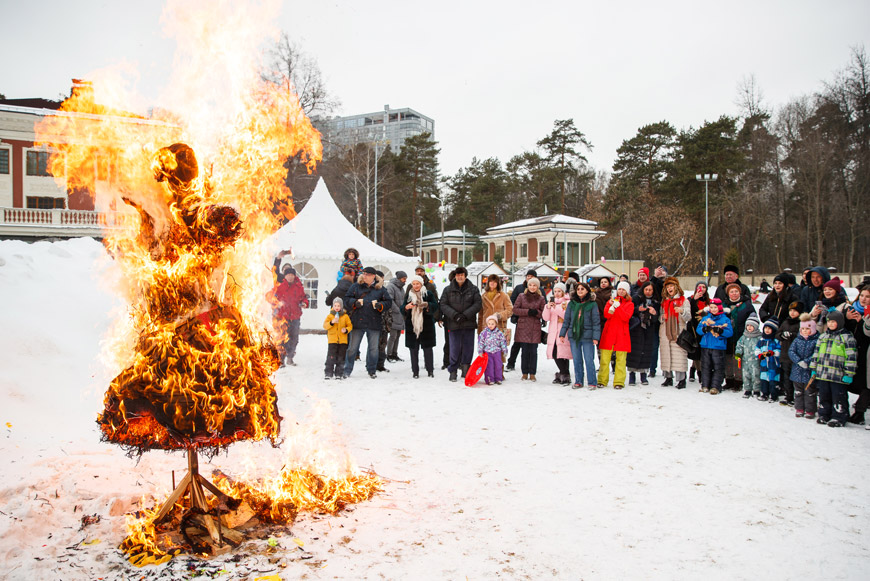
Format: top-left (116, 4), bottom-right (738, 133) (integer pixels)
top-left (827, 310), bottom-right (845, 329)
top-left (526, 269), bottom-right (538, 278)
top-left (799, 313), bottom-right (817, 334)
top-left (823, 277), bottom-right (842, 293)
top-left (709, 298), bottom-right (723, 309)
top-left (486, 314), bottom-right (499, 324)
top-left (638, 267), bottom-right (650, 278)
top-left (788, 300), bottom-right (804, 313)
top-left (616, 281), bottom-right (631, 295)
top-left (409, 275), bottom-right (425, 286)
top-left (745, 312), bottom-right (760, 330)
top-left (395, 271), bottom-right (408, 280)
top-left (332, 297), bottom-right (344, 310)
top-left (553, 282), bottom-right (567, 294)
top-left (762, 319), bottom-right (779, 333)
top-left (282, 265), bottom-right (296, 275)
top-left (695, 281), bottom-right (708, 292)
top-left (773, 272), bottom-right (790, 284)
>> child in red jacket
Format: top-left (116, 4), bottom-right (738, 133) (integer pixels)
top-left (597, 281), bottom-right (635, 389)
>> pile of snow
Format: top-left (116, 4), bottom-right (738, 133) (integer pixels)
top-left (1, 238), bottom-right (868, 580)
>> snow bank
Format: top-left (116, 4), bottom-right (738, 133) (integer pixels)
top-left (1, 238), bottom-right (868, 580)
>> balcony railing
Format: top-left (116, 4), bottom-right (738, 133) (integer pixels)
top-left (0, 207), bottom-right (134, 237)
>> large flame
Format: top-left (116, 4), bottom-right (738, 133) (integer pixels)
top-left (33, 0), bottom-right (379, 565)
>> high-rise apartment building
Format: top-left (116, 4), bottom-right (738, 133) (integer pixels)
top-left (318, 105), bottom-right (434, 155)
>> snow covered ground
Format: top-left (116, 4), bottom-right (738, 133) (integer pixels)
top-left (1, 238), bottom-right (868, 580)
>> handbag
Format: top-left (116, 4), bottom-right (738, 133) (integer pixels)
top-left (677, 325), bottom-right (700, 357)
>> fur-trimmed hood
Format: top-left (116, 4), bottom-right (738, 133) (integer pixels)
top-left (356, 272), bottom-right (383, 289)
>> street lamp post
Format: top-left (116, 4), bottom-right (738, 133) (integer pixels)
top-left (695, 173), bottom-right (718, 283)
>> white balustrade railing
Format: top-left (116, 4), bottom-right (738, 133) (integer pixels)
top-left (1, 207), bottom-right (133, 230)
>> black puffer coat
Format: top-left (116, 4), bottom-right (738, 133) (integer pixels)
top-left (626, 290), bottom-right (659, 370)
top-left (403, 290), bottom-right (438, 349)
top-left (344, 276), bottom-right (392, 331)
top-left (439, 279), bottom-right (482, 331)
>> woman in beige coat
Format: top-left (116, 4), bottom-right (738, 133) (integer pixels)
top-left (659, 276), bottom-right (692, 389)
top-left (478, 274), bottom-right (513, 358)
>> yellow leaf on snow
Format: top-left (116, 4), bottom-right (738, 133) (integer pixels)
top-left (82, 538), bottom-right (101, 546)
top-left (254, 576), bottom-right (283, 581)
top-left (292, 538), bottom-right (305, 547)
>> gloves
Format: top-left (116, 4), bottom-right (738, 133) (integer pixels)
top-left (797, 361), bottom-right (808, 369)
top-left (528, 309), bottom-right (539, 317)
top-left (454, 313), bottom-right (467, 323)
top-left (843, 376), bottom-right (853, 384)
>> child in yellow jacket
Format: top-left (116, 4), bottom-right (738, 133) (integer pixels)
top-left (323, 297), bottom-right (353, 379)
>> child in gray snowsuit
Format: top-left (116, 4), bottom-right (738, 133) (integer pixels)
top-left (735, 312), bottom-right (762, 398)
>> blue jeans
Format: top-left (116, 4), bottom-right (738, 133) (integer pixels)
top-left (345, 328), bottom-right (380, 375)
top-left (569, 338), bottom-right (597, 386)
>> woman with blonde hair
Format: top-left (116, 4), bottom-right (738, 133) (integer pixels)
top-left (513, 277), bottom-right (547, 381)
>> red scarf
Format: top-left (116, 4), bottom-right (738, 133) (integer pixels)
top-left (662, 295), bottom-right (685, 320)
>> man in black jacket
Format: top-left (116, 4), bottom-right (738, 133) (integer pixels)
top-left (343, 267), bottom-right (392, 378)
top-left (714, 265), bottom-right (751, 303)
top-left (505, 269), bottom-right (537, 371)
top-left (325, 268), bottom-right (355, 307)
top-left (439, 266), bottom-right (482, 382)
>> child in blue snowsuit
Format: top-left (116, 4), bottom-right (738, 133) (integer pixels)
top-left (789, 314), bottom-right (819, 419)
top-left (697, 298), bottom-right (734, 394)
top-left (755, 319), bottom-right (782, 402)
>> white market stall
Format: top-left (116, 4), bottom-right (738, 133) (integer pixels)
top-left (269, 178), bottom-right (419, 330)
top-left (465, 261), bottom-right (508, 289)
top-left (573, 263), bottom-right (617, 284)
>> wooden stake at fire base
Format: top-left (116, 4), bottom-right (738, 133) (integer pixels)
top-left (153, 447), bottom-right (242, 549)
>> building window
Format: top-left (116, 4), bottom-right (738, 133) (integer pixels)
top-left (520, 243), bottom-right (528, 258)
top-left (26, 196), bottom-right (65, 209)
top-left (539, 241), bottom-right (549, 257)
top-left (0, 149), bottom-right (9, 174)
top-left (26, 151), bottom-right (52, 176)
top-left (292, 262), bottom-right (319, 309)
top-left (372, 265), bottom-right (393, 280)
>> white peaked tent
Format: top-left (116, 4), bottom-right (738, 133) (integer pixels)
top-left (269, 178), bottom-right (419, 330)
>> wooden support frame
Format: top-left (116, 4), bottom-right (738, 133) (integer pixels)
top-left (153, 448), bottom-right (234, 546)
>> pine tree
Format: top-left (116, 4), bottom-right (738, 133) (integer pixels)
top-left (536, 119), bottom-right (593, 213)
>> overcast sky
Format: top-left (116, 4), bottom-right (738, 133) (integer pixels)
top-left (3, 0), bottom-right (869, 177)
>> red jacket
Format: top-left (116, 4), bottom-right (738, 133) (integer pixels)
top-left (600, 297), bottom-right (634, 352)
top-left (267, 278), bottom-right (308, 321)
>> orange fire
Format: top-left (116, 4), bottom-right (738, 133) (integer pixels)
top-left (33, 0), bottom-right (379, 565)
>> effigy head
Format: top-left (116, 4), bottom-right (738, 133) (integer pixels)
top-left (153, 143), bottom-right (199, 188)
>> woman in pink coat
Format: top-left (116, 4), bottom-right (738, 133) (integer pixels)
top-left (543, 282), bottom-right (572, 384)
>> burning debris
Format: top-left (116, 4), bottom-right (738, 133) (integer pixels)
top-left (33, 0), bottom-right (382, 567)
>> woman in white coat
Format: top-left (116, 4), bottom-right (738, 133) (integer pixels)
top-left (659, 277), bottom-right (692, 389)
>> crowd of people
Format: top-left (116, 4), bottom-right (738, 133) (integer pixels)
top-left (266, 248), bottom-right (870, 431)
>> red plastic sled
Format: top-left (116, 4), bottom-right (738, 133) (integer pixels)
top-left (465, 353), bottom-right (489, 387)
